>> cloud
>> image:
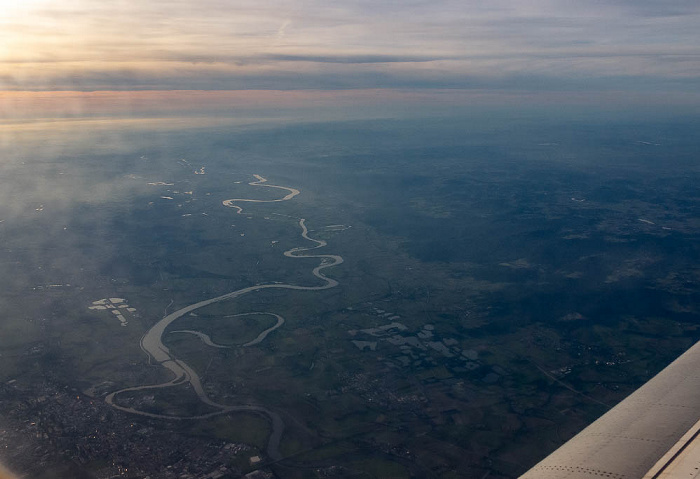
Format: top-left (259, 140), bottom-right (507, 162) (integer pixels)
top-left (0, 0), bottom-right (698, 103)
top-left (606, 0), bottom-right (700, 17)
top-left (263, 54), bottom-right (449, 64)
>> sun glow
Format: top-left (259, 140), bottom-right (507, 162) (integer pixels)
top-left (0, 0), bottom-right (54, 60)
top-left (0, 0), bottom-right (49, 21)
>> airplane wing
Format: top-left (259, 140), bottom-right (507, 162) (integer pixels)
top-left (520, 340), bottom-right (700, 479)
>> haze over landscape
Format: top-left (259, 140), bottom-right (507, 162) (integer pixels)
top-left (1, 1), bottom-right (699, 478)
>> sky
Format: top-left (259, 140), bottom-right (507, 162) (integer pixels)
top-left (1, 0), bottom-right (699, 117)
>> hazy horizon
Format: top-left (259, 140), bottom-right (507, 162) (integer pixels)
top-left (2, 0), bottom-right (700, 119)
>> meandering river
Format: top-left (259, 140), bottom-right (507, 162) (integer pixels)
top-left (105, 175), bottom-right (343, 461)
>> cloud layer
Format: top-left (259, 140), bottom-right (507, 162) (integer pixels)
top-left (1, 0), bottom-right (698, 104)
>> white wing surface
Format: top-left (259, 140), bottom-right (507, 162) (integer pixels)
top-left (520, 341), bottom-right (700, 479)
